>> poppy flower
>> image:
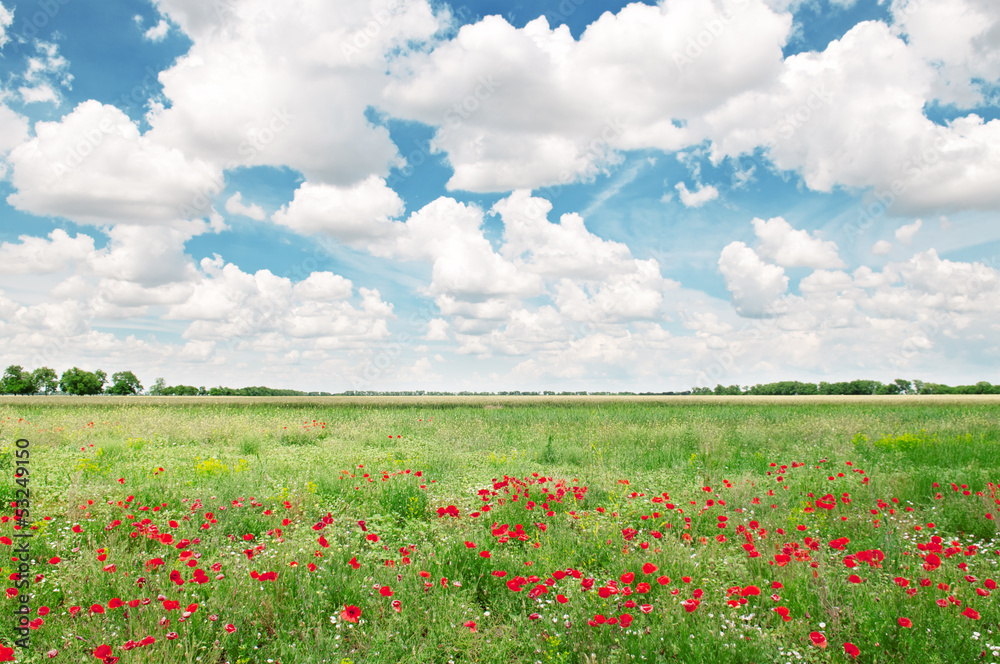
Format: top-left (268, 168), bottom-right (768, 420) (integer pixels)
top-left (93, 644), bottom-right (112, 659)
top-left (463, 620), bottom-right (477, 632)
top-left (809, 631), bottom-right (827, 649)
top-left (340, 605), bottom-right (361, 623)
top-left (347, 557), bottom-right (360, 570)
top-left (391, 600), bottom-right (401, 613)
top-left (681, 599), bottom-right (700, 613)
top-left (962, 607), bottom-right (980, 620)
top-left (379, 586), bottom-right (393, 597)
top-left (642, 563), bottom-right (658, 574)
top-left (741, 585), bottom-right (760, 597)
top-left (772, 607), bottom-right (791, 621)
top-left (224, 624), bottom-right (236, 633)
top-left (619, 613), bottom-right (633, 627)
top-left (843, 642), bottom-right (860, 659)
top-left (898, 617), bottom-right (912, 628)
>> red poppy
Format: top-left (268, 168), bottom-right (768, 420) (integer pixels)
top-left (0, 646), bottom-right (14, 662)
top-left (843, 642), bottom-right (860, 659)
top-left (347, 557), bottom-right (360, 570)
top-left (90, 603), bottom-right (105, 614)
top-left (898, 617), bottom-right (912, 628)
top-left (962, 607), bottom-right (980, 620)
top-left (809, 631), bottom-right (827, 649)
top-left (681, 599), bottom-right (700, 613)
top-left (340, 605), bottom-right (361, 623)
top-left (741, 585), bottom-right (760, 597)
top-left (379, 586), bottom-right (394, 597)
top-left (93, 644), bottom-right (112, 659)
top-left (463, 620), bottom-right (477, 632)
top-left (391, 600), bottom-right (401, 613)
top-left (619, 613), bottom-right (633, 627)
top-left (642, 563), bottom-right (658, 574)
top-left (224, 623), bottom-right (236, 633)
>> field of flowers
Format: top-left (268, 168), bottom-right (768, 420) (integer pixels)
top-left (0, 396), bottom-right (997, 664)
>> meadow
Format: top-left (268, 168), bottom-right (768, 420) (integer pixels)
top-left (0, 395), bottom-right (997, 664)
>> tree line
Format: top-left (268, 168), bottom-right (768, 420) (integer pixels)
top-left (690, 379), bottom-right (1000, 396)
top-left (2, 364), bottom-right (997, 397)
top-left (1, 365), bottom-right (142, 395)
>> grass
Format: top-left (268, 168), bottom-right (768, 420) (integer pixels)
top-left (0, 396), bottom-right (997, 663)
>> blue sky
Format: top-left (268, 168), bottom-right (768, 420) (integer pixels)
top-left (1, 0), bottom-right (999, 392)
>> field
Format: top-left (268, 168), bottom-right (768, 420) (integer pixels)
top-left (0, 395), bottom-right (998, 664)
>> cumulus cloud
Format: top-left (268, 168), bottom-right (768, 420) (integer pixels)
top-left (891, 0), bottom-right (1000, 107)
top-left (702, 20), bottom-right (1000, 214)
top-left (145, 0), bottom-right (444, 184)
top-left (718, 241), bottom-right (789, 316)
top-left (751, 216), bottom-right (845, 268)
top-left (383, 0), bottom-right (791, 191)
top-left (7, 101), bottom-right (222, 225)
top-left (675, 181), bottom-right (720, 207)
top-left (0, 229), bottom-right (95, 274)
top-left (224, 192), bottom-right (266, 221)
top-left (872, 240), bottom-right (893, 255)
top-left (144, 19), bottom-right (170, 42)
top-left (271, 176), bottom-right (403, 240)
top-left (895, 219), bottom-right (922, 244)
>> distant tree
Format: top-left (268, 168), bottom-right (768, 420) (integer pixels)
top-left (894, 378), bottom-right (913, 395)
top-left (149, 378), bottom-right (167, 396)
top-left (198, 386), bottom-right (207, 396)
top-left (31, 367), bottom-right (59, 395)
top-left (106, 371), bottom-right (143, 396)
top-left (1, 365), bottom-right (37, 395)
top-left (912, 379), bottom-right (925, 395)
top-left (59, 367), bottom-right (107, 396)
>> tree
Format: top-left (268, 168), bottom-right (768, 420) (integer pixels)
top-left (0, 365), bottom-right (37, 395)
top-left (894, 378), bottom-right (913, 395)
top-left (149, 378), bottom-right (167, 396)
top-left (31, 367), bottom-right (59, 395)
top-left (106, 371), bottom-right (143, 396)
top-left (59, 367), bottom-right (107, 396)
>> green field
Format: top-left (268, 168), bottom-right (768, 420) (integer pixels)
top-left (0, 396), bottom-right (998, 663)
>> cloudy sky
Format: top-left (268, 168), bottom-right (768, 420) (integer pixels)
top-left (0, 0), bottom-right (998, 393)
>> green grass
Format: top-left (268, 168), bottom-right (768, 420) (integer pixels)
top-left (0, 396), bottom-right (997, 663)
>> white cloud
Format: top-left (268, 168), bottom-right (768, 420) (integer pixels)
top-left (224, 192), bottom-right (266, 221)
top-left (0, 3), bottom-right (12, 48)
top-left (144, 19), bottom-right (170, 42)
top-left (872, 240), bottom-right (893, 255)
top-left (751, 216), bottom-right (845, 268)
top-left (895, 219), bottom-right (922, 244)
top-left (718, 241), bottom-right (789, 316)
top-left (383, 0), bottom-right (791, 191)
top-left (891, 0), bottom-right (1000, 107)
top-left (146, 0), bottom-right (444, 185)
top-left (425, 318), bottom-right (449, 341)
top-left (7, 101), bottom-right (222, 225)
top-left (0, 229), bottom-right (95, 275)
top-left (675, 181), bottom-right (720, 207)
top-left (702, 20), bottom-right (1000, 215)
top-left (271, 176), bottom-right (403, 240)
